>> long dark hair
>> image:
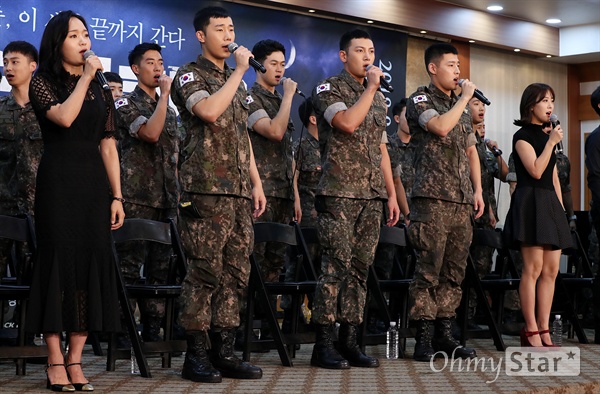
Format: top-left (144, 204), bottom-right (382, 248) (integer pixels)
top-left (513, 83), bottom-right (555, 126)
top-left (38, 10), bottom-right (88, 81)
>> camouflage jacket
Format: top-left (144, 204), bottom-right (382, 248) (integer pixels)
top-left (0, 94), bottom-right (42, 215)
top-left (475, 134), bottom-right (500, 224)
top-left (387, 132), bottom-right (415, 200)
top-left (116, 85), bottom-right (180, 208)
top-left (171, 55), bottom-right (251, 198)
top-left (312, 69), bottom-right (387, 199)
top-left (247, 82), bottom-right (294, 200)
top-left (293, 132), bottom-right (322, 226)
top-left (406, 83), bottom-right (475, 204)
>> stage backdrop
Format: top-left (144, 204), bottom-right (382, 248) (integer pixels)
top-left (0, 0), bottom-right (407, 134)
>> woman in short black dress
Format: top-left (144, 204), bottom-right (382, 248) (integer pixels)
top-left (26, 11), bottom-right (124, 391)
top-left (504, 83), bottom-right (571, 347)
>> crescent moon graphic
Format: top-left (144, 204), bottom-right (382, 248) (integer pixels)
top-left (286, 40), bottom-right (296, 69)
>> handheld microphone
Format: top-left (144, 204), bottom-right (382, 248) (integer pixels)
top-left (83, 50), bottom-right (110, 91)
top-left (366, 65), bottom-right (394, 92)
top-left (458, 79), bottom-right (490, 106)
top-left (227, 43), bottom-right (266, 73)
top-left (484, 138), bottom-right (503, 157)
top-left (279, 77), bottom-right (305, 97)
top-left (550, 114), bottom-right (563, 153)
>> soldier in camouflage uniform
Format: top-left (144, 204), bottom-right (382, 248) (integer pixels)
top-left (467, 98), bottom-right (509, 327)
top-left (556, 150), bottom-right (577, 230)
top-left (406, 43), bottom-right (484, 362)
top-left (389, 98), bottom-right (415, 208)
top-left (280, 98), bottom-right (322, 323)
top-left (115, 43), bottom-right (180, 342)
top-left (104, 71), bottom-right (123, 101)
top-left (0, 41), bottom-right (42, 277)
top-left (246, 39), bottom-right (300, 284)
top-left (170, 6), bottom-right (265, 383)
top-left (310, 29), bottom-right (400, 370)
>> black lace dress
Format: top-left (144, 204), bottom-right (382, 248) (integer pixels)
top-left (26, 72), bottom-right (121, 333)
top-left (503, 123), bottom-right (572, 250)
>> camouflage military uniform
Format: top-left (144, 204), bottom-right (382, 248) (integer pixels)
top-left (116, 85), bottom-right (180, 319)
top-left (0, 94), bottom-right (42, 276)
top-left (311, 69), bottom-right (388, 325)
top-left (556, 151), bottom-right (572, 195)
top-left (247, 82), bottom-right (295, 283)
top-left (171, 55), bottom-right (253, 331)
top-left (407, 83), bottom-right (476, 321)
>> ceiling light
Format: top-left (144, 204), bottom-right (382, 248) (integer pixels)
top-left (546, 55), bottom-right (552, 58)
top-left (469, 40), bottom-right (476, 43)
top-left (546, 18), bottom-right (561, 24)
top-left (308, 9), bottom-right (315, 13)
top-left (487, 5), bottom-right (503, 11)
top-left (514, 48), bottom-right (521, 52)
top-left (367, 20), bottom-right (374, 24)
top-left (420, 30), bottom-right (427, 34)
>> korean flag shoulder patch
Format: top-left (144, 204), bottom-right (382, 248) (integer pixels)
top-left (114, 97), bottom-right (129, 109)
top-left (179, 72), bottom-right (195, 87)
top-left (413, 94), bottom-right (427, 104)
top-left (316, 83), bottom-right (331, 94)
top-left (245, 95), bottom-right (254, 105)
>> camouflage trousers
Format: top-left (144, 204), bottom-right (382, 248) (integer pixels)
top-left (408, 198), bottom-right (472, 320)
top-left (117, 203), bottom-right (177, 319)
top-left (469, 222), bottom-right (494, 311)
top-left (280, 237), bottom-right (321, 310)
top-left (504, 249), bottom-right (523, 311)
top-left (254, 197), bottom-right (294, 282)
top-left (312, 197), bottom-right (383, 325)
top-left (178, 194), bottom-right (253, 331)
top-left (368, 206), bottom-right (396, 313)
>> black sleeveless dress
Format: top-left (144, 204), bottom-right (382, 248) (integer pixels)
top-left (503, 123), bottom-right (572, 250)
top-left (26, 72), bottom-right (121, 333)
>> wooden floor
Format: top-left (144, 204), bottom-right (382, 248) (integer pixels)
top-left (0, 330), bottom-right (599, 393)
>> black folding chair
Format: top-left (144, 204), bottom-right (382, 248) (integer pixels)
top-left (362, 225), bottom-right (415, 357)
top-left (107, 218), bottom-right (187, 377)
top-left (0, 214), bottom-right (47, 375)
top-left (243, 221), bottom-right (317, 366)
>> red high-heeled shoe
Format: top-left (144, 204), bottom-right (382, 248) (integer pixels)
top-left (539, 329), bottom-right (560, 347)
top-left (520, 328), bottom-right (540, 347)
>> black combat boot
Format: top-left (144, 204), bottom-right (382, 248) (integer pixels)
top-left (310, 324), bottom-right (350, 369)
top-left (141, 317), bottom-right (163, 342)
top-left (337, 324), bottom-right (379, 367)
top-left (432, 318), bottom-right (477, 359)
top-left (181, 331), bottom-right (222, 383)
top-left (210, 329), bottom-right (262, 379)
top-left (413, 319), bottom-right (436, 362)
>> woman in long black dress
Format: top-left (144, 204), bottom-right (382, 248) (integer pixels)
top-left (504, 83), bottom-right (571, 347)
top-left (27, 11), bottom-right (124, 391)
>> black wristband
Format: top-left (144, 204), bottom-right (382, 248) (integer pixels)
top-left (113, 196), bottom-right (125, 203)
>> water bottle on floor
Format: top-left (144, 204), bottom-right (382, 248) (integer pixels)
top-left (386, 322), bottom-right (399, 359)
top-left (553, 315), bottom-right (563, 347)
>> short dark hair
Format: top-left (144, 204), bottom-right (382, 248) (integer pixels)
top-left (104, 71), bottom-right (122, 85)
top-left (298, 97), bottom-right (315, 128)
top-left (424, 43), bottom-right (458, 74)
top-left (513, 83), bottom-right (555, 126)
top-left (252, 39), bottom-right (285, 64)
top-left (193, 6), bottom-right (230, 32)
top-left (3, 41), bottom-right (38, 64)
top-left (339, 29), bottom-right (371, 52)
top-left (591, 85), bottom-right (600, 117)
top-left (128, 42), bottom-right (162, 66)
top-left (38, 11), bottom-right (88, 80)
top-left (392, 99), bottom-right (407, 117)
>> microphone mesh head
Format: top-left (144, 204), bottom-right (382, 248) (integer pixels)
top-left (550, 114), bottom-right (558, 123)
top-left (83, 50), bottom-right (95, 59)
top-left (458, 79), bottom-right (464, 86)
top-left (227, 43), bottom-right (238, 53)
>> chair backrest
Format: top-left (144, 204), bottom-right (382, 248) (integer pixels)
top-left (0, 214), bottom-right (37, 282)
top-left (112, 218), bottom-right (171, 244)
top-left (111, 218), bottom-right (186, 283)
top-left (379, 226), bottom-right (408, 247)
top-left (253, 222), bottom-right (297, 246)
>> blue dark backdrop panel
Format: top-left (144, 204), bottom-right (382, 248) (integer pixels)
top-left (0, 0), bottom-right (407, 133)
